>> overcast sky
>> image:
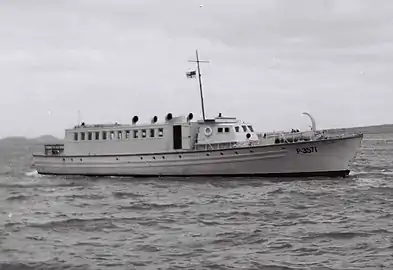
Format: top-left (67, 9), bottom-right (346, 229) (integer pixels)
top-left (0, 0), bottom-right (392, 138)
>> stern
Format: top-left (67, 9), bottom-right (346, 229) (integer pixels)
top-left (32, 144), bottom-right (65, 174)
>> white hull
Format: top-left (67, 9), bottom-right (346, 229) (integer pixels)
top-left (32, 134), bottom-right (363, 178)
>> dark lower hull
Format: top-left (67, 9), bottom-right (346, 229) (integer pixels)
top-left (37, 169), bottom-right (350, 178)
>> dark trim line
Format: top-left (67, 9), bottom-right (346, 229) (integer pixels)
top-left (32, 133), bottom-right (363, 159)
top-left (37, 170), bottom-right (350, 178)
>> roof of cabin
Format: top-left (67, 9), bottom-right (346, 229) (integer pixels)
top-left (67, 114), bottom-right (254, 132)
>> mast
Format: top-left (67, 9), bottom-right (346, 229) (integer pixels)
top-left (77, 110), bottom-right (81, 124)
top-left (188, 50), bottom-right (209, 122)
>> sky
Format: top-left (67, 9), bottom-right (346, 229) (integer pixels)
top-left (0, 0), bottom-right (392, 138)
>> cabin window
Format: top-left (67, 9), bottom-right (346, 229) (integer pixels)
top-left (242, 125), bottom-right (247, 132)
top-left (125, 130), bottom-right (130, 139)
top-left (74, 132), bottom-right (78, 141)
top-left (247, 125), bottom-right (254, 132)
top-left (81, 132), bottom-right (85, 140)
top-left (110, 131), bottom-right (115, 140)
top-left (117, 131), bottom-right (122, 140)
top-left (133, 130), bottom-right (139, 138)
top-left (235, 126), bottom-right (240, 132)
top-left (95, 132), bottom-right (100, 140)
top-left (225, 127), bottom-right (230, 133)
top-left (102, 131), bottom-right (107, 140)
top-left (87, 132), bottom-right (92, 140)
top-left (150, 129), bottom-right (155, 138)
top-left (217, 127), bottom-right (223, 133)
top-left (141, 129), bottom-right (146, 138)
top-left (158, 128), bottom-right (164, 137)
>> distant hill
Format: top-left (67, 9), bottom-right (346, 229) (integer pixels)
top-left (0, 135), bottom-right (63, 175)
top-left (326, 124), bottom-right (393, 135)
top-left (33, 135), bottom-right (63, 144)
top-left (0, 136), bottom-right (31, 146)
top-left (0, 135), bottom-right (62, 148)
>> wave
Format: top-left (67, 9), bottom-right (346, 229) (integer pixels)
top-left (25, 170), bottom-right (39, 177)
top-left (0, 261), bottom-right (90, 270)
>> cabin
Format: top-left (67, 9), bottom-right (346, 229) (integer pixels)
top-left (193, 114), bottom-right (259, 150)
top-left (43, 113), bottom-right (259, 156)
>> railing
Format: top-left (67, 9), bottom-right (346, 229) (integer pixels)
top-left (257, 129), bottom-right (350, 145)
top-left (44, 144), bottom-right (65, 156)
top-left (193, 140), bottom-right (260, 151)
top-left (74, 123), bottom-right (123, 129)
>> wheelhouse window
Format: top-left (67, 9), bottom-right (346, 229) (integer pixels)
top-left (125, 130), bottom-right (130, 139)
top-left (110, 131), bottom-right (115, 140)
top-left (87, 132), bottom-right (92, 140)
top-left (235, 126), bottom-right (240, 132)
top-left (158, 128), bottom-right (164, 137)
top-left (224, 127), bottom-right (230, 133)
top-left (95, 132), bottom-right (100, 140)
top-left (247, 125), bottom-right (254, 132)
top-left (117, 131), bottom-right (122, 140)
top-left (217, 127), bottom-right (223, 133)
top-left (242, 125), bottom-right (247, 132)
top-left (102, 131), bottom-right (107, 140)
top-left (81, 132), bottom-right (85, 140)
top-left (150, 129), bottom-right (155, 137)
top-left (133, 130), bottom-right (139, 138)
top-left (141, 129), bottom-right (146, 138)
top-left (74, 132), bottom-right (78, 141)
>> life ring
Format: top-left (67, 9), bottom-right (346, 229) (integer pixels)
top-left (204, 126), bottom-right (213, 137)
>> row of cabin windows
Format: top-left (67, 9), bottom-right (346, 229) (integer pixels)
top-left (235, 125), bottom-right (254, 133)
top-left (217, 125), bottom-right (254, 134)
top-left (73, 128), bottom-right (164, 141)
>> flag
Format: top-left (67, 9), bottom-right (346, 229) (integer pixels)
top-left (186, 70), bottom-right (196, 78)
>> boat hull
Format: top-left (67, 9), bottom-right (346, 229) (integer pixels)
top-left (32, 134), bottom-right (363, 178)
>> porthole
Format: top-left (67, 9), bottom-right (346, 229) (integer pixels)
top-left (220, 152), bottom-right (223, 155)
top-left (162, 156), bottom-right (165, 159)
top-left (250, 150), bottom-right (254, 153)
top-left (206, 153), bottom-right (210, 156)
top-left (80, 158), bottom-right (83, 161)
top-left (235, 151), bottom-right (238, 155)
top-left (153, 157), bottom-right (156, 160)
top-left (178, 155), bottom-right (182, 158)
top-left (140, 157), bottom-right (143, 160)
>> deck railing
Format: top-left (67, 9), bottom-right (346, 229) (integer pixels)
top-left (44, 144), bottom-right (65, 156)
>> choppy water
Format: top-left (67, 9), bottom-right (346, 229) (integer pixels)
top-left (0, 132), bottom-right (392, 269)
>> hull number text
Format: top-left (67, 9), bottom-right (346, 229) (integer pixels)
top-left (296, 146), bottom-right (318, 154)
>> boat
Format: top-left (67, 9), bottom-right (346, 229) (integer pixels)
top-left (32, 50), bottom-right (363, 178)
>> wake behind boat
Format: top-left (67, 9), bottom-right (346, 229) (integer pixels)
top-left (32, 51), bottom-right (363, 178)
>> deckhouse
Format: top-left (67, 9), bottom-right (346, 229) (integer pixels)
top-left (45, 112), bottom-right (259, 157)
